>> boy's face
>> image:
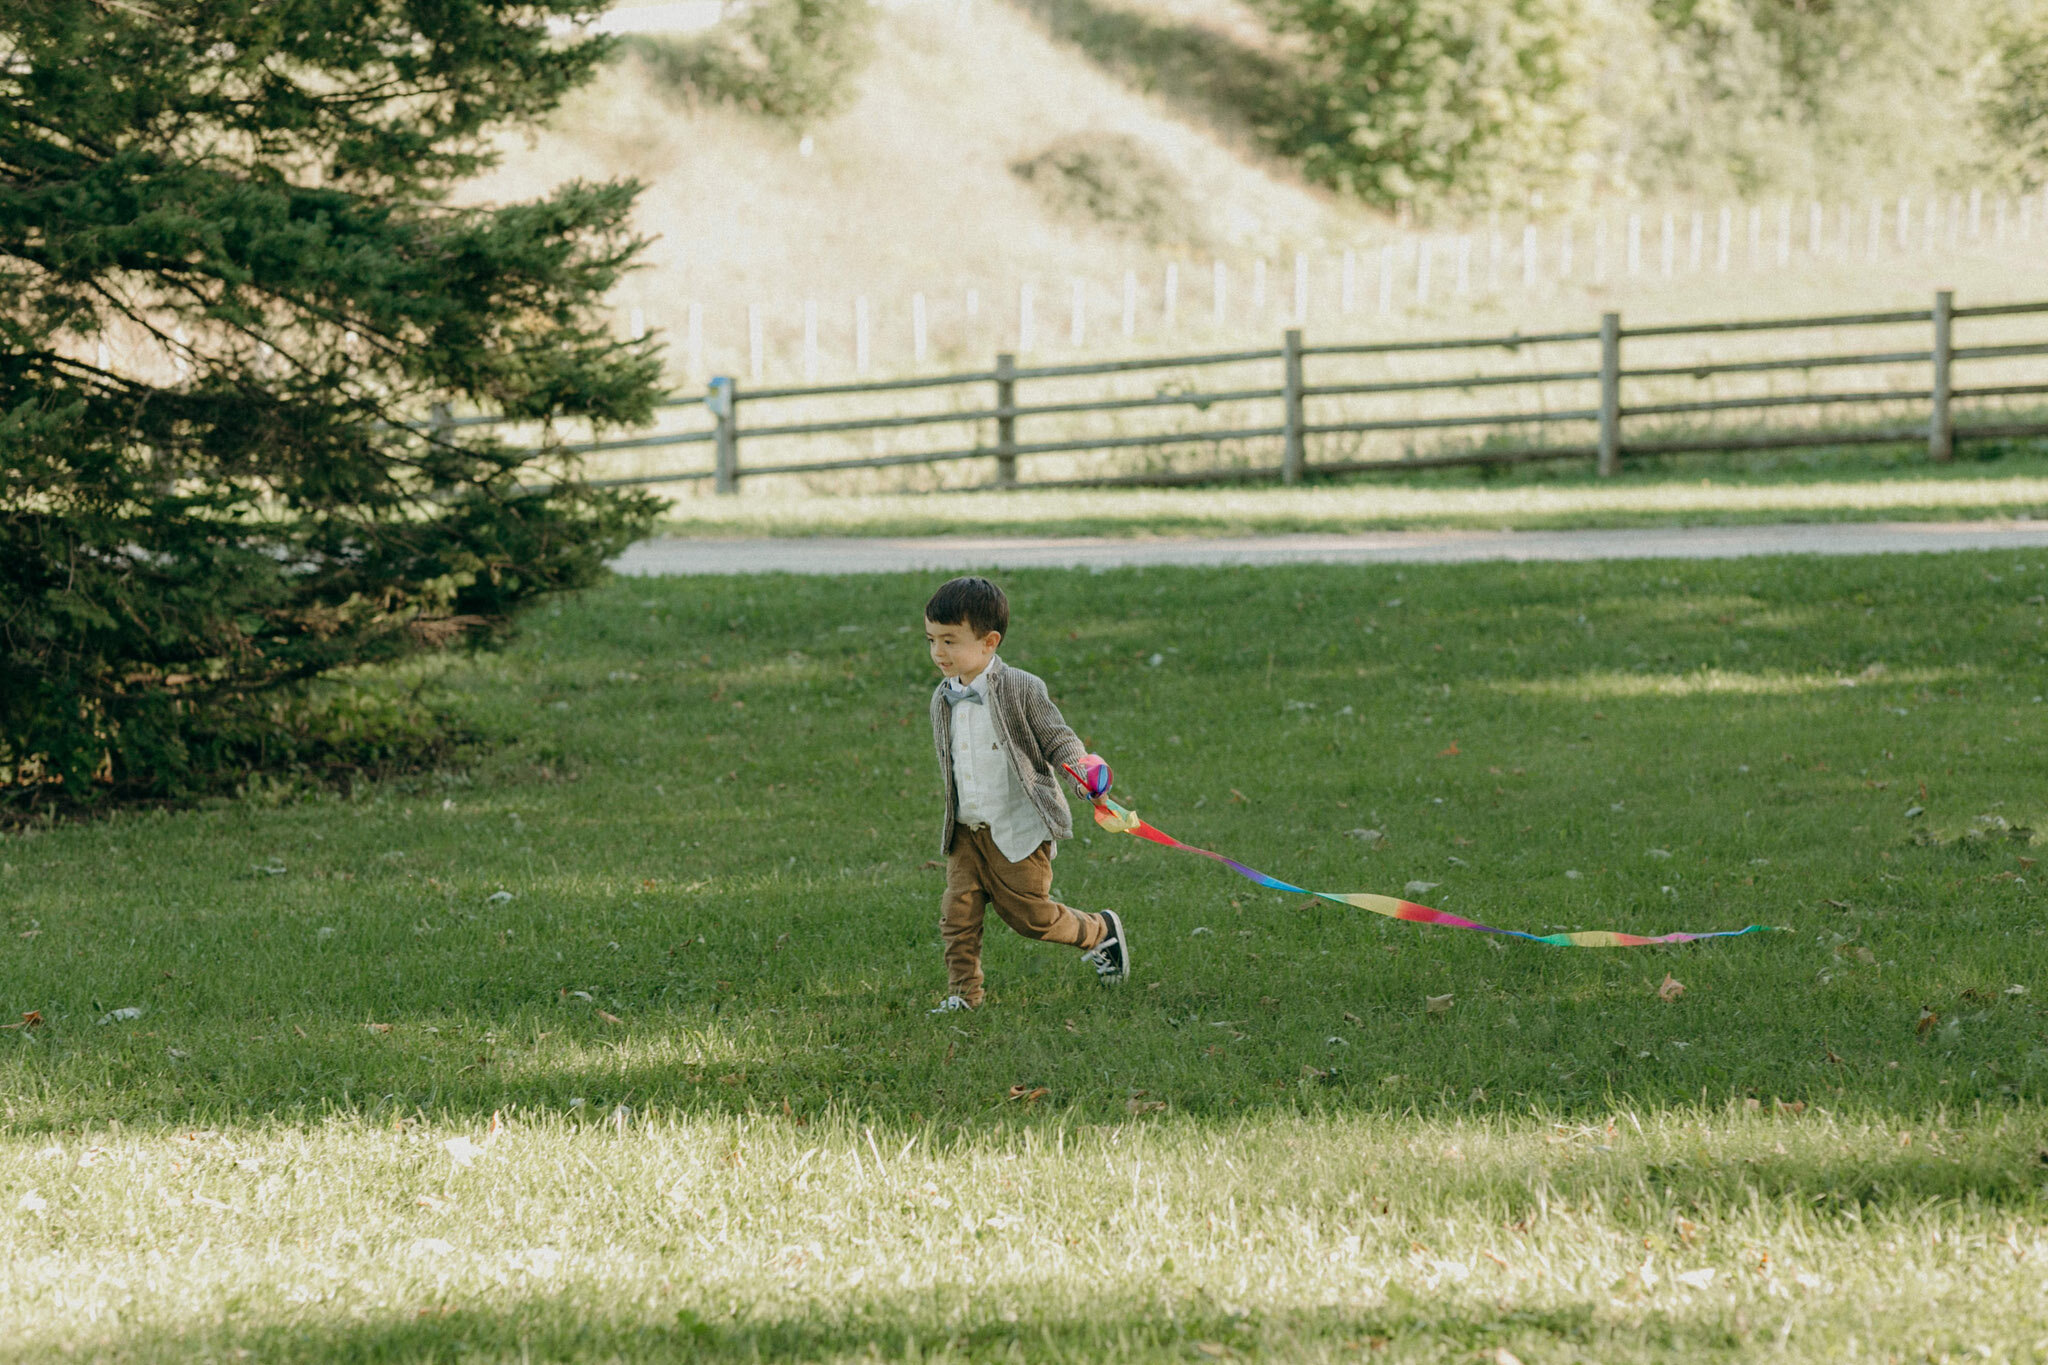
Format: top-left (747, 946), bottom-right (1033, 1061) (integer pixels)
top-left (925, 617), bottom-right (1001, 681)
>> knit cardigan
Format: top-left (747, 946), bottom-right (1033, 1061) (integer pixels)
top-left (929, 655), bottom-right (1088, 857)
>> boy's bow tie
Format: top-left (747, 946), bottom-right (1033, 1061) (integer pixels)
top-left (943, 682), bottom-right (983, 705)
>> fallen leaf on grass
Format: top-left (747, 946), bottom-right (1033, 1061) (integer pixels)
top-left (1005, 1085), bottom-right (1050, 1105)
top-left (1425, 993), bottom-right (1454, 1014)
top-left (596, 1010), bottom-right (624, 1026)
top-left (1342, 1012), bottom-right (1363, 1027)
top-left (1126, 1098), bottom-right (1168, 1115)
top-left (1657, 975), bottom-right (1685, 1003)
top-left (365, 1022), bottom-right (392, 1034)
top-left (417, 1193), bottom-right (453, 1212)
top-left (1193, 1344), bottom-right (1229, 1359)
top-left (96, 1007), bottom-right (143, 1025)
top-left (1674, 1267), bottom-right (1717, 1289)
top-left (1774, 1099), bottom-right (1806, 1115)
top-left (1, 1011), bottom-right (40, 1031)
top-left (1916, 1006), bottom-right (1939, 1037)
top-left (1404, 881), bottom-right (1439, 897)
top-left (18, 928), bottom-right (39, 940)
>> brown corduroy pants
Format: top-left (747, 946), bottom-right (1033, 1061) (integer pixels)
top-left (941, 825), bottom-right (1107, 1007)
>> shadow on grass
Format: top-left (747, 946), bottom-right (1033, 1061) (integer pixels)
top-left (16, 1291), bottom-right (1802, 1365)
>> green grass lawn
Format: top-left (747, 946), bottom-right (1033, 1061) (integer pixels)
top-left (658, 444), bottom-right (2048, 540)
top-left (4, 554), bottom-right (2047, 1362)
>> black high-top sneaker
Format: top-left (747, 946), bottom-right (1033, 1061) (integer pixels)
top-left (1083, 910), bottom-right (1129, 986)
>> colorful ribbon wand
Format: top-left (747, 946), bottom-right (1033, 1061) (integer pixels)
top-left (1063, 756), bottom-right (1774, 948)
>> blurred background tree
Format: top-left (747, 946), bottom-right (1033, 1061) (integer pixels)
top-left (1252, 0), bottom-right (1591, 210)
top-left (0, 0), bottom-right (665, 811)
top-left (624, 0), bottom-right (878, 124)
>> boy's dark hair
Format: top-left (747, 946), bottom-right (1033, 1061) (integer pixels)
top-left (925, 576), bottom-right (1009, 640)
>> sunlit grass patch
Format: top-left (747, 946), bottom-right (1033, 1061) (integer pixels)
top-left (1488, 665), bottom-right (1966, 701)
top-left (5, 1109), bottom-right (2048, 1362)
top-left (655, 468), bottom-right (2048, 540)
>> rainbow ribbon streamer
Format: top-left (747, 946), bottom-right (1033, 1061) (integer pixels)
top-left (1074, 783), bottom-right (1775, 949)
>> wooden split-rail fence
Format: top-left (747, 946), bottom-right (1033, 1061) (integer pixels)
top-left (461, 292), bottom-right (2048, 492)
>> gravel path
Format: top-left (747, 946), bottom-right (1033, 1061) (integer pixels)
top-left (612, 520), bottom-right (2048, 576)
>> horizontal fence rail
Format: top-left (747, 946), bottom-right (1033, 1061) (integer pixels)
top-left (461, 292), bottom-right (2048, 492)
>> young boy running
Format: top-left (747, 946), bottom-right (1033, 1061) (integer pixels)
top-left (923, 576), bottom-right (1128, 1012)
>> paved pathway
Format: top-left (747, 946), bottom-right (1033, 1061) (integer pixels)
top-left (612, 520), bottom-right (2048, 576)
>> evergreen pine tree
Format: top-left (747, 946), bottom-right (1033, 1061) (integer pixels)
top-left (1, 0), bottom-right (664, 807)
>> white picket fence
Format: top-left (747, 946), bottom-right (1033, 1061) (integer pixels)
top-left (643, 188), bottom-right (2048, 385)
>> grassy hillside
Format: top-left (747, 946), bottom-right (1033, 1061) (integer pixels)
top-left (455, 0), bottom-right (2048, 401)
top-left (464, 0), bottom-right (1352, 353)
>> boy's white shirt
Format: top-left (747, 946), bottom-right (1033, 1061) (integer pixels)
top-left (948, 659), bottom-right (1054, 862)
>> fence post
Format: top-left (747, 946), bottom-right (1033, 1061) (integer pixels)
top-left (709, 375), bottom-right (739, 494)
top-left (1597, 312), bottom-right (1622, 478)
top-left (994, 352), bottom-right (1018, 487)
top-left (1282, 328), bottom-right (1305, 485)
top-left (1930, 290), bottom-right (1954, 463)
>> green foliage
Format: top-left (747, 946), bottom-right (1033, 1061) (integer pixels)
top-left (1021, 0), bottom-right (2027, 209)
top-left (625, 0), bottom-right (878, 124)
top-left (0, 0), bottom-right (666, 811)
top-left (1249, 0), bottom-right (1591, 208)
top-left (1010, 132), bottom-right (1203, 245)
top-left (1981, 6), bottom-right (2048, 188)
top-left (1603, 0), bottom-right (2000, 199)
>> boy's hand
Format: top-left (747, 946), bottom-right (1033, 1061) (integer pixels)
top-left (1062, 753), bottom-right (1113, 800)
